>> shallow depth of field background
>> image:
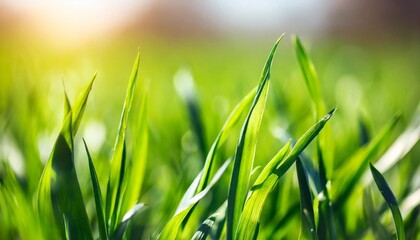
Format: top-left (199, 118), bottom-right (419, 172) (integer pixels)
top-left (1, 1), bottom-right (420, 238)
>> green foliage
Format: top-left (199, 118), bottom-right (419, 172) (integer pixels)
top-left (0, 35), bottom-right (419, 240)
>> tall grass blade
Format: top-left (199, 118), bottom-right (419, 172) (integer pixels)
top-left (158, 158), bottom-right (231, 240)
top-left (370, 163), bottom-right (406, 240)
top-left (296, 157), bottom-right (317, 240)
top-left (112, 203), bottom-right (148, 240)
top-left (83, 139), bottom-right (108, 240)
top-left (227, 34), bottom-right (284, 240)
top-left (37, 77), bottom-right (96, 239)
top-left (118, 86), bottom-right (149, 224)
top-left (236, 109), bottom-right (335, 239)
top-left (106, 52), bottom-right (140, 232)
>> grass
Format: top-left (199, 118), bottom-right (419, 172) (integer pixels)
top-left (0, 34), bottom-right (420, 239)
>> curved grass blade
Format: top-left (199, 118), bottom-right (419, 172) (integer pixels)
top-left (334, 115), bottom-right (400, 208)
top-left (236, 109), bottom-right (335, 239)
top-left (83, 139), bottom-right (108, 240)
top-left (296, 157), bottom-right (317, 240)
top-left (37, 77), bottom-right (96, 239)
top-left (118, 86), bottom-right (149, 224)
top-left (158, 158), bottom-right (231, 240)
top-left (227, 34), bottom-right (284, 240)
top-left (294, 35), bottom-right (336, 238)
top-left (38, 113), bottom-right (93, 240)
top-left (370, 163), bottom-right (405, 240)
top-left (106, 51), bottom-right (140, 232)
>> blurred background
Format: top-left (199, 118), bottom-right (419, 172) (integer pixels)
top-left (1, 1), bottom-right (420, 238)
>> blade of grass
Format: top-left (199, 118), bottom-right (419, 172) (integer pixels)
top-left (112, 203), bottom-right (148, 240)
top-left (158, 158), bottom-right (231, 240)
top-left (227, 34), bottom-right (284, 240)
top-left (106, 51), bottom-right (140, 232)
top-left (296, 157), bottom-right (317, 240)
top-left (236, 109), bottom-right (335, 239)
top-left (370, 163), bottom-right (406, 240)
top-left (83, 139), bottom-right (108, 240)
top-left (118, 85), bottom-right (149, 224)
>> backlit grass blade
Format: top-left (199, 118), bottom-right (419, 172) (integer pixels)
top-left (83, 139), bottom-right (108, 240)
top-left (370, 163), bottom-right (406, 240)
top-left (37, 77), bottom-right (96, 239)
top-left (236, 109), bottom-right (335, 239)
top-left (118, 85), bottom-right (149, 224)
top-left (293, 35), bottom-right (324, 117)
top-left (334, 115), bottom-right (400, 207)
top-left (294, 35), bottom-right (336, 237)
top-left (227, 34), bottom-right (284, 240)
top-left (158, 158), bottom-right (231, 240)
top-left (71, 72), bottom-right (96, 133)
top-left (38, 113), bottom-right (93, 240)
top-left (296, 157), bottom-right (317, 240)
top-left (106, 51), bottom-right (140, 232)
top-left (363, 188), bottom-right (392, 240)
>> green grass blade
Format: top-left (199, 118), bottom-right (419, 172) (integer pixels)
top-left (71, 72), bottom-right (96, 134)
top-left (118, 86), bottom-right (149, 224)
top-left (106, 52), bottom-right (140, 232)
top-left (83, 139), bottom-right (108, 240)
top-left (227, 34), bottom-right (284, 240)
top-left (296, 157), bottom-right (317, 240)
top-left (236, 109), bottom-right (335, 239)
top-left (158, 158), bottom-right (231, 240)
top-left (370, 163), bottom-right (406, 240)
top-left (334, 115), bottom-right (400, 207)
top-left (236, 143), bottom-right (291, 240)
top-left (197, 87), bottom-right (257, 194)
top-left (37, 113), bottom-right (93, 240)
top-left (293, 35), bottom-right (324, 117)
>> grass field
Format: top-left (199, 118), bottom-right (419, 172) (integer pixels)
top-left (0, 35), bottom-right (420, 239)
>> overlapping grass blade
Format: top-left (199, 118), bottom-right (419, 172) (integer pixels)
top-left (363, 189), bottom-right (392, 240)
top-left (118, 85), bottom-right (149, 225)
top-left (158, 86), bottom-right (256, 238)
top-left (158, 158), bottom-right (231, 240)
top-left (227, 34), bottom-right (284, 240)
top-left (37, 77), bottom-right (96, 239)
top-left (294, 35), bottom-right (336, 238)
top-left (83, 139), bottom-right (108, 240)
top-left (236, 109), bottom-right (335, 239)
top-left (106, 51), bottom-right (140, 231)
top-left (370, 163), bottom-right (406, 240)
top-left (334, 115), bottom-right (400, 207)
top-left (296, 157), bottom-right (317, 239)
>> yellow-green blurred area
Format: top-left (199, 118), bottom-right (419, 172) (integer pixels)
top-left (1, 1), bottom-right (420, 238)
